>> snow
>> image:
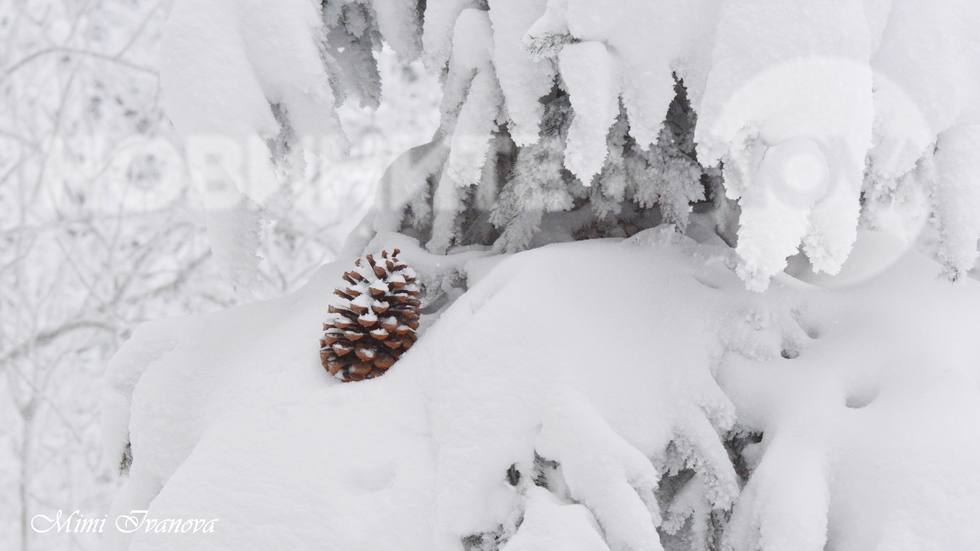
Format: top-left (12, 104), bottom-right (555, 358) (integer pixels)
top-left (370, 280), bottom-right (391, 294)
top-left (203, 203), bottom-right (263, 291)
top-left (686, 0), bottom-right (980, 288)
top-left (488, 0), bottom-right (556, 146)
top-left (932, 124), bottom-right (980, 279)
top-left (564, 0), bottom-right (713, 150)
top-left (366, 138), bottom-right (448, 239)
top-left (103, 3), bottom-right (980, 548)
top-left (159, 0), bottom-right (980, 291)
top-left (495, 0), bottom-right (979, 288)
top-left (422, 0), bottom-right (481, 72)
top-left (425, 8), bottom-right (504, 253)
top-left (161, 0), bottom-right (346, 293)
top-left (358, 311), bottom-right (379, 325)
top-left (535, 388), bottom-right (666, 551)
top-left (559, 41), bottom-right (619, 184)
top-left (695, 0), bottom-right (875, 290)
top-left (159, 0), bottom-right (980, 290)
top-left (442, 9), bottom-right (504, 188)
top-left (870, 0), bottom-right (980, 138)
top-left (162, 0), bottom-right (343, 148)
top-left (351, 293), bottom-right (374, 310)
top-left (522, 0), bottom-right (572, 61)
top-left (521, 0), bottom-right (720, 154)
top-left (371, 0), bottom-right (423, 62)
top-left (104, 226), bottom-right (980, 550)
top-left (501, 486), bottom-right (608, 551)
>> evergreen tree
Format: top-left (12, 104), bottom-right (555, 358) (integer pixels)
top-left (161, 0), bottom-right (980, 291)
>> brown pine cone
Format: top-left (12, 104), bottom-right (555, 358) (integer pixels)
top-left (320, 249), bottom-right (421, 381)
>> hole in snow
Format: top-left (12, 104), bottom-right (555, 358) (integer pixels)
top-left (656, 468), bottom-right (697, 504)
top-left (419, 282), bottom-right (446, 315)
top-left (693, 275), bottom-right (720, 290)
top-left (845, 391), bottom-right (877, 409)
top-left (119, 441), bottom-right (133, 475)
top-left (780, 335), bottom-right (803, 359)
top-left (725, 430), bottom-right (764, 482)
top-left (506, 464), bottom-right (521, 486)
top-left (532, 453), bottom-right (569, 499)
top-left (789, 307), bottom-right (820, 339)
top-left (462, 533), bottom-right (495, 551)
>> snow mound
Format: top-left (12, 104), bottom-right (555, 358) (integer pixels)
top-left (104, 228), bottom-right (980, 550)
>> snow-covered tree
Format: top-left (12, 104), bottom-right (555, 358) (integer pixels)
top-left (100, 2), bottom-right (980, 551)
top-left (160, 0), bottom-right (980, 292)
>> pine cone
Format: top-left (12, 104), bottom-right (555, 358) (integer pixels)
top-left (320, 249), bottom-right (421, 381)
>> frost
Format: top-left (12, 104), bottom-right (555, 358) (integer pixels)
top-left (322, 2), bottom-right (383, 110)
top-left (522, 0), bottom-right (571, 61)
top-left (490, 96), bottom-right (574, 252)
top-left (564, 0), bottom-right (697, 150)
top-left (371, 0), bottom-right (423, 61)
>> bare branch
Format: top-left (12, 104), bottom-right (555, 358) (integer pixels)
top-left (1, 47), bottom-right (158, 82)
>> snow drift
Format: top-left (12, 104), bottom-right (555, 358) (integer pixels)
top-left (103, 225), bottom-right (980, 551)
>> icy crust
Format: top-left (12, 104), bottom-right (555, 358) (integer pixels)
top-left (104, 228), bottom-right (980, 550)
